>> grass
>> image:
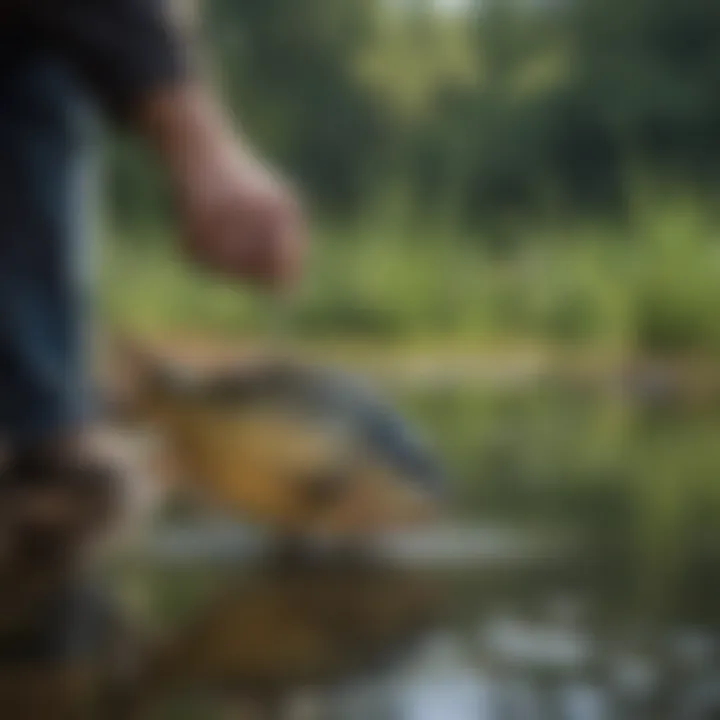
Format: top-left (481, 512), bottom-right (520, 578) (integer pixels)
top-left (103, 193), bottom-right (720, 357)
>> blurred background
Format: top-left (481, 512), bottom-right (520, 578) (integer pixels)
top-left (108, 0), bottom-right (720, 355)
top-left (96, 0), bottom-right (720, 717)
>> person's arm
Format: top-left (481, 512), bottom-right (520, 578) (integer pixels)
top-left (14, 0), bottom-right (305, 287)
top-left (139, 83), bottom-right (306, 288)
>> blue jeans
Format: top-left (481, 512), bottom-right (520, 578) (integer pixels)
top-left (0, 49), bottom-right (94, 446)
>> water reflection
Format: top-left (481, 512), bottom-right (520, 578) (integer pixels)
top-left (0, 565), bottom-right (137, 719)
top-left (1, 548), bottom-right (720, 719)
top-left (3, 381), bottom-right (720, 718)
top-left (0, 556), bottom-right (445, 719)
top-left (140, 559), bottom-right (445, 713)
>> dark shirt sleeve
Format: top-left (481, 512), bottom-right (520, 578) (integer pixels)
top-left (16, 0), bottom-right (189, 119)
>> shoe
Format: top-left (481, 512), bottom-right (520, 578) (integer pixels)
top-left (0, 573), bottom-right (140, 718)
top-left (0, 441), bottom-right (126, 571)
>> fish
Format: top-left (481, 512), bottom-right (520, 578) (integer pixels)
top-left (115, 344), bottom-right (447, 540)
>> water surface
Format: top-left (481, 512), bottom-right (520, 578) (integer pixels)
top-left (3, 379), bottom-right (720, 719)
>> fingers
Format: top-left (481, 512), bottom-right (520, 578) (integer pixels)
top-left (182, 168), bottom-right (306, 290)
top-left (147, 88), bottom-right (307, 288)
top-left (196, 206), bottom-right (303, 288)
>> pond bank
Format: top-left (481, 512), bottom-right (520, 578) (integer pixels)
top-left (107, 334), bottom-right (720, 403)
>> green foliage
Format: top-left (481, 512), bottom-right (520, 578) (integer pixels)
top-left (105, 194), bottom-right (720, 356)
top-left (204, 0), bottom-right (387, 213)
top-left (102, 1), bottom-right (720, 355)
top-left (628, 199), bottom-right (720, 354)
top-left (107, 0), bottom-right (720, 223)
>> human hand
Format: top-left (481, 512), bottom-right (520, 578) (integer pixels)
top-left (141, 87), bottom-right (306, 288)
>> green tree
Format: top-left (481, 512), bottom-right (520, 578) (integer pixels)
top-left (205, 0), bottom-right (387, 214)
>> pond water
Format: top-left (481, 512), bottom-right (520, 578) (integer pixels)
top-left (3, 378), bottom-right (720, 719)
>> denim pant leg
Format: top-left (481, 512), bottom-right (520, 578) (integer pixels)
top-left (0, 53), bottom-right (94, 445)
